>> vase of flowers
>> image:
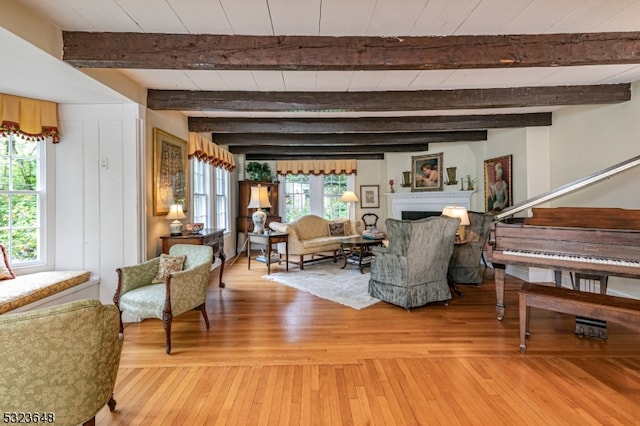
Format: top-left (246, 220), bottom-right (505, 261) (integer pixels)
top-left (389, 179), bottom-right (395, 193)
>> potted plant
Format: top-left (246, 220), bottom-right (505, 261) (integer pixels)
top-left (245, 162), bottom-right (272, 181)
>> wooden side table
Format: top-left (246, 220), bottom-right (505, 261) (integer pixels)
top-left (160, 228), bottom-right (226, 287)
top-left (247, 231), bottom-right (288, 275)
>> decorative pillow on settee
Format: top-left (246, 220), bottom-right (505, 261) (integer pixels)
top-left (152, 254), bottom-right (186, 283)
top-left (328, 222), bottom-right (346, 237)
top-left (0, 244), bottom-right (15, 280)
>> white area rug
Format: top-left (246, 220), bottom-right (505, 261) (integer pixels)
top-left (262, 261), bottom-right (380, 310)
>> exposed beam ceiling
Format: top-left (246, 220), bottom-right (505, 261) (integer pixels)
top-left (11, 0), bottom-right (640, 162)
top-left (63, 32), bottom-right (640, 71)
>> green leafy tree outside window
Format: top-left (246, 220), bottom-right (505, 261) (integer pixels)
top-left (0, 134), bottom-right (41, 263)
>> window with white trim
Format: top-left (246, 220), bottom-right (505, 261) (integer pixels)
top-left (283, 173), bottom-right (352, 222)
top-left (192, 159), bottom-right (211, 227)
top-left (191, 161), bottom-right (230, 232)
top-left (0, 133), bottom-right (45, 266)
top-left (215, 167), bottom-right (230, 231)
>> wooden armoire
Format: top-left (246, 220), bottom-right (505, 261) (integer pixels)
top-left (236, 181), bottom-right (281, 251)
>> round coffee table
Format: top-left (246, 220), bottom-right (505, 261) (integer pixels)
top-left (339, 236), bottom-right (384, 273)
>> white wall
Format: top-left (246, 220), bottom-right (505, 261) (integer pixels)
top-left (548, 82), bottom-right (640, 297)
top-left (57, 103), bottom-right (144, 304)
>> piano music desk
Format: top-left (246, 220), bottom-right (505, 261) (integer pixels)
top-left (518, 282), bottom-right (640, 353)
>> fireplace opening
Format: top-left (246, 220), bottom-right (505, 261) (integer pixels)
top-left (401, 211), bottom-right (441, 220)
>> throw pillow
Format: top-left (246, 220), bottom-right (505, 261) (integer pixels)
top-left (328, 222), bottom-right (346, 237)
top-left (152, 254), bottom-right (186, 283)
top-left (0, 244), bottom-right (15, 280)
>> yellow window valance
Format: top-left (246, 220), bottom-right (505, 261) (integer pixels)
top-left (276, 159), bottom-right (357, 175)
top-left (0, 94), bottom-right (59, 143)
top-left (188, 133), bottom-right (236, 171)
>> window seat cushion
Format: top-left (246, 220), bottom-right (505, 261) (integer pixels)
top-left (0, 271), bottom-right (91, 315)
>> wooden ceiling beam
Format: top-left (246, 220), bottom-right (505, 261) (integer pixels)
top-left (245, 153), bottom-right (384, 161)
top-left (214, 131), bottom-right (486, 146)
top-left (229, 144), bottom-right (429, 155)
top-left (149, 85), bottom-right (629, 112)
top-left (189, 113), bottom-right (551, 133)
top-left (63, 31), bottom-right (640, 70)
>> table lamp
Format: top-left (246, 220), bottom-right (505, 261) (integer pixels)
top-left (441, 206), bottom-right (470, 242)
top-left (248, 184), bottom-right (272, 233)
top-left (167, 204), bottom-right (186, 235)
top-left (341, 191), bottom-right (359, 218)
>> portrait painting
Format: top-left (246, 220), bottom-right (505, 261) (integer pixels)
top-left (411, 152), bottom-right (443, 192)
top-left (153, 128), bottom-right (189, 215)
top-left (484, 155), bottom-right (513, 213)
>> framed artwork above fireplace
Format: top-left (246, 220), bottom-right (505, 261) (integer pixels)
top-left (411, 152), bottom-right (443, 192)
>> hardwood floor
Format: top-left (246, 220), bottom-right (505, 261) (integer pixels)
top-left (97, 256), bottom-right (640, 425)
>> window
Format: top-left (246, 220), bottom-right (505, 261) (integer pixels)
top-left (283, 173), bottom-right (351, 222)
top-left (283, 174), bottom-right (310, 221)
top-left (191, 161), bottom-right (230, 232)
top-left (0, 133), bottom-right (45, 266)
top-left (323, 174), bottom-right (348, 220)
top-left (215, 167), bottom-right (229, 230)
top-left (192, 159), bottom-right (210, 227)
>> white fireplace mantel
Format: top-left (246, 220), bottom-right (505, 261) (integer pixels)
top-left (386, 191), bottom-right (475, 219)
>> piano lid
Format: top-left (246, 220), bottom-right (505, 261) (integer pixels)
top-left (494, 154), bottom-right (640, 221)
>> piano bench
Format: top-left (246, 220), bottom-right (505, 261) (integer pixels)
top-left (518, 282), bottom-right (640, 353)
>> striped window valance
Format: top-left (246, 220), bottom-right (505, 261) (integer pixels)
top-left (188, 133), bottom-right (236, 171)
top-left (276, 159), bottom-right (357, 175)
top-left (0, 94), bottom-right (59, 143)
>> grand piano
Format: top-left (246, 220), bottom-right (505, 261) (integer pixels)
top-left (487, 154), bottom-right (640, 320)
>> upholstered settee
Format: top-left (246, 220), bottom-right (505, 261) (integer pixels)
top-left (269, 215), bottom-right (363, 269)
top-left (0, 299), bottom-right (123, 425)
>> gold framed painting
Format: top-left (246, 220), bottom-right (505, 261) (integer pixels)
top-left (484, 154), bottom-right (512, 213)
top-left (411, 152), bottom-right (443, 192)
top-left (153, 128), bottom-right (189, 216)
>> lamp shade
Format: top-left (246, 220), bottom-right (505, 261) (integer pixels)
top-left (247, 185), bottom-right (272, 209)
top-left (340, 191), bottom-right (359, 203)
top-left (166, 204), bottom-right (186, 235)
top-left (442, 206), bottom-right (470, 225)
top-left (166, 204), bottom-right (186, 220)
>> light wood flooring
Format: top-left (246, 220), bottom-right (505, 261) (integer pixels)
top-left (97, 256), bottom-right (640, 425)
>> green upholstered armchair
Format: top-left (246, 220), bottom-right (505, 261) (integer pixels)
top-left (447, 211), bottom-right (494, 285)
top-left (0, 299), bottom-right (122, 426)
top-left (368, 216), bottom-right (460, 309)
top-left (114, 244), bottom-right (214, 354)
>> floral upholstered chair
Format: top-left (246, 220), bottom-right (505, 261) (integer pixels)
top-left (114, 244), bottom-right (213, 354)
top-left (0, 299), bottom-right (122, 425)
top-left (368, 216), bottom-right (460, 309)
top-left (447, 211), bottom-right (494, 285)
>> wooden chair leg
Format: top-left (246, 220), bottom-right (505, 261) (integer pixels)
top-left (199, 303), bottom-right (210, 329)
top-left (163, 310), bottom-right (173, 354)
top-left (108, 395), bottom-right (117, 411)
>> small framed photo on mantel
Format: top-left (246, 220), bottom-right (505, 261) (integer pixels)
top-left (360, 185), bottom-right (380, 208)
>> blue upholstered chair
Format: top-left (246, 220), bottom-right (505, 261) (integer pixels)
top-left (447, 211), bottom-right (494, 285)
top-left (114, 244), bottom-right (213, 354)
top-left (368, 216), bottom-right (460, 309)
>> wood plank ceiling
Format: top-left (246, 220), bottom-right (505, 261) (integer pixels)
top-left (17, 0), bottom-right (640, 160)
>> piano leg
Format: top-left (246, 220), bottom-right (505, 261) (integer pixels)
top-left (495, 264), bottom-right (506, 320)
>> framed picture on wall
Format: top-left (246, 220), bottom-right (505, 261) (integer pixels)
top-left (360, 185), bottom-right (380, 208)
top-left (153, 128), bottom-right (189, 216)
top-left (411, 152), bottom-right (443, 192)
top-left (484, 155), bottom-right (513, 213)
